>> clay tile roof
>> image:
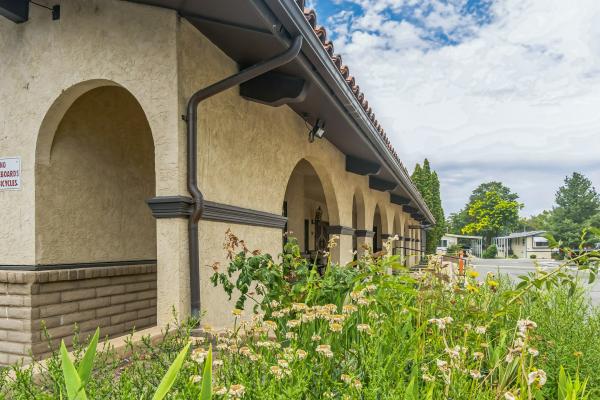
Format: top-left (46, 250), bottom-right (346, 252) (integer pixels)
top-left (300, 5), bottom-right (430, 219)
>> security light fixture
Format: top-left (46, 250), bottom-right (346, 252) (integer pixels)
top-left (308, 119), bottom-right (325, 143)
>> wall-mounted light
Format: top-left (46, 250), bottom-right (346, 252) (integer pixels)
top-left (308, 119), bottom-right (326, 143)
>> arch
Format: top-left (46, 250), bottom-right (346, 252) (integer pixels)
top-left (282, 159), bottom-right (340, 260)
top-left (35, 83), bottom-right (157, 264)
top-left (372, 204), bottom-right (383, 252)
top-left (35, 79), bottom-right (127, 166)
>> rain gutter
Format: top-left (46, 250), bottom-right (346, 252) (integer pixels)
top-left (186, 35), bottom-right (303, 317)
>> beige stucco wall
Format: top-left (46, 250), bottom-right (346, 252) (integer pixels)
top-left (35, 86), bottom-right (156, 263)
top-left (1, 0), bottom-right (423, 332)
top-left (0, 0), bottom-right (182, 266)
top-left (177, 19), bottom-right (418, 327)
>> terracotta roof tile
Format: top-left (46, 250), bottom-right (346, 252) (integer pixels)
top-left (298, 4), bottom-right (431, 219)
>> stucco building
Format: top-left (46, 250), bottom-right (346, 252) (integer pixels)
top-left (0, 0), bottom-right (434, 365)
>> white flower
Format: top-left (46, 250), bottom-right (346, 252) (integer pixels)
top-left (517, 319), bottom-right (537, 333)
top-left (436, 359), bottom-right (449, 372)
top-left (504, 392), bottom-right (516, 400)
top-left (473, 351), bottom-right (484, 360)
top-left (311, 334), bottom-right (321, 342)
top-left (286, 319), bottom-right (300, 328)
top-left (228, 384), bottom-right (245, 397)
top-left (286, 332), bottom-right (297, 340)
top-left (422, 373), bottom-right (435, 382)
top-left (296, 349), bottom-right (307, 360)
top-left (528, 347), bottom-right (539, 357)
top-left (475, 326), bottom-right (487, 335)
top-left (528, 370), bottom-right (547, 386)
top-left (357, 324), bottom-right (371, 333)
top-left (470, 370), bottom-right (482, 379)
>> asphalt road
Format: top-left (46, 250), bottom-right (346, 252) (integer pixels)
top-left (471, 258), bottom-right (600, 305)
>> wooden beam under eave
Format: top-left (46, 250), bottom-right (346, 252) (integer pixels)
top-left (0, 0), bottom-right (29, 23)
top-left (346, 155), bottom-right (381, 176)
top-left (369, 176), bottom-right (397, 192)
top-left (390, 193), bottom-right (411, 205)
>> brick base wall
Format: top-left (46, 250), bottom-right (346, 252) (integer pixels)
top-left (0, 264), bottom-right (156, 366)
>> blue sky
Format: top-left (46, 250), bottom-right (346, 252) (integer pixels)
top-left (307, 0), bottom-right (600, 217)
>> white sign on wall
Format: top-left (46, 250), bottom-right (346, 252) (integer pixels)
top-left (0, 157), bottom-right (21, 190)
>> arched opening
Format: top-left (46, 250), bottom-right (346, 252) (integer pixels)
top-left (283, 159), bottom-right (334, 265)
top-left (35, 85), bottom-right (156, 264)
top-left (372, 205), bottom-right (383, 252)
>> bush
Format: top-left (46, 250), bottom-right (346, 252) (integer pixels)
top-left (482, 244), bottom-right (497, 259)
top-left (1, 234), bottom-right (598, 399)
top-left (530, 254), bottom-right (537, 259)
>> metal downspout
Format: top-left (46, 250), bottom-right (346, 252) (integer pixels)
top-left (186, 36), bottom-right (303, 317)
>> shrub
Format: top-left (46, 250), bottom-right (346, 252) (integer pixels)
top-left (530, 254), bottom-right (537, 259)
top-left (482, 244), bottom-right (497, 259)
top-left (1, 234), bottom-right (598, 399)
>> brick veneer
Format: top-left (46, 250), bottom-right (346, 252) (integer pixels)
top-left (0, 264), bottom-right (156, 366)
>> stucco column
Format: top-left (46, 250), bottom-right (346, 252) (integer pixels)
top-left (329, 228), bottom-right (353, 265)
top-left (355, 230), bottom-right (374, 257)
top-left (156, 219), bottom-right (191, 325)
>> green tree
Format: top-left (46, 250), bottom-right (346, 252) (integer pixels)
top-left (519, 210), bottom-right (552, 231)
top-left (449, 182), bottom-right (521, 235)
top-left (547, 172), bottom-right (600, 247)
top-left (462, 190), bottom-right (522, 244)
top-left (411, 159), bottom-right (445, 254)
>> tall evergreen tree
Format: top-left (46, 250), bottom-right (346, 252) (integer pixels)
top-left (411, 159), bottom-right (445, 254)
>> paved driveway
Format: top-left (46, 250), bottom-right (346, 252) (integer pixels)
top-left (471, 258), bottom-right (600, 305)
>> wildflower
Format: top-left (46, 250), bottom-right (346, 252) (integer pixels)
top-left (353, 379), bottom-right (362, 390)
top-left (216, 343), bottom-right (228, 351)
top-left (475, 326), bottom-right (487, 335)
top-left (232, 308), bottom-right (242, 316)
top-left (357, 297), bottom-right (371, 306)
top-left (436, 359), bottom-right (449, 372)
top-left (329, 322), bottom-right (343, 332)
top-left (341, 374), bottom-right (352, 384)
top-left (286, 319), bottom-right (300, 328)
top-left (528, 347), bottom-right (539, 357)
top-left (301, 311), bottom-right (316, 323)
top-left (366, 284), bottom-right (377, 293)
top-left (270, 300), bottom-right (280, 308)
top-left (350, 290), bottom-right (365, 301)
top-left (342, 304), bottom-right (358, 314)
top-left (249, 354), bottom-right (260, 361)
top-left (464, 323), bottom-right (472, 330)
top-left (316, 344), bottom-right (334, 358)
top-left (517, 319), bottom-right (537, 334)
top-left (270, 365), bottom-right (285, 379)
top-left (191, 375), bottom-right (202, 383)
top-left (296, 349), bottom-right (307, 359)
top-left (466, 284), bottom-right (479, 293)
top-left (429, 317), bottom-right (453, 330)
top-left (357, 324), bottom-right (371, 334)
top-left (263, 320), bottom-right (277, 331)
top-left (214, 386), bottom-right (227, 395)
top-left (194, 337), bottom-right (205, 345)
top-left (228, 384), bottom-right (245, 397)
top-left (470, 370), bottom-right (482, 379)
top-left (311, 334), bottom-right (322, 342)
top-left (574, 351), bottom-right (583, 358)
top-left (191, 348), bottom-right (208, 363)
top-left (467, 270), bottom-right (479, 279)
top-left (329, 314), bottom-right (346, 324)
top-left (272, 311), bottom-right (284, 318)
top-left (213, 359), bottom-right (223, 367)
top-left (277, 359), bottom-right (289, 369)
top-left (528, 369), bottom-right (547, 387)
top-left (487, 280), bottom-right (499, 289)
top-left (292, 303), bottom-right (308, 312)
top-left (324, 392), bottom-right (335, 398)
top-left (473, 351), bottom-right (484, 360)
top-left (239, 346), bottom-right (251, 356)
top-left (422, 373), bottom-right (435, 382)
top-left (480, 342), bottom-right (489, 348)
top-left (445, 346), bottom-right (461, 359)
top-left (286, 332), bottom-right (298, 340)
top-left (504, 392), bottom-right (516, 400)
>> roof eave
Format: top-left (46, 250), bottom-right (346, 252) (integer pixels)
top-left (262, 0), bottom-right (435, 224)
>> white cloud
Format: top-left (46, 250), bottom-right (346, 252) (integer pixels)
top-left (320, 0), bottom-right (600, 216)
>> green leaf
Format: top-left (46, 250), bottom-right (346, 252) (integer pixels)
top-left (60, 340), bottom-right (87, 400)
top-left (77, 328), bottom-right (99, 384)
top-left (199, 345), bottom-right (213, 400)
top-left (151, 342), bottom-right (191, 400)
